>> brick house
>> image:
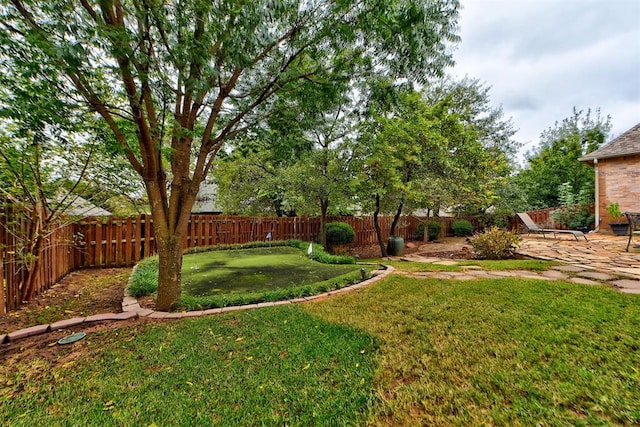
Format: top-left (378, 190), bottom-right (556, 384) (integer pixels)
top-left (580, 122), bottom-right (640, 233)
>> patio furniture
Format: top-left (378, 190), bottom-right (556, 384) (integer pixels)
top-left (516, 212), bottom-right (588, 241)
top-left (624, 212), bottom-right (640, 252)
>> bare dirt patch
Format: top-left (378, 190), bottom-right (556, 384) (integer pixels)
top-left (351, 237), bottom-right (472, 260)
top-left (0, 268), bottom-right (131, 335)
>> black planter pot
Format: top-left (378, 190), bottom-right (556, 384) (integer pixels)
top-left (609, 222), bottom-right (629, 236)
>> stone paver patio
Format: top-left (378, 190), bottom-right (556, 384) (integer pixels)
top-left (518, 234), bottom-right (640, 280)
top-left (400, 233), bottom-right (640, 295)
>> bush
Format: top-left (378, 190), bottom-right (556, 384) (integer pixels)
top-left (128, 257), bottom-right (159, 297)
top-left (325, 222), bottom-right (355, 249)
top-left (473, 213), bottom-right (509, 231)
top-left (452, 220), bottom-right (474, 237)
top-left (427, 221), bottom-right (441, 241)
top-left (469, 227), bottom-right (521, 260)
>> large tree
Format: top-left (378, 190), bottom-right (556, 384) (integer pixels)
top-left (516, 108), bottom-right (611, 208)
top-left (1, 0), bottom-right (461, 310)
top-left (421, 77), bottom-right (517, 215)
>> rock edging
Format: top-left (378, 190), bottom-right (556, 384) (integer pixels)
top-left (0, 265), bottom-right (394, 345)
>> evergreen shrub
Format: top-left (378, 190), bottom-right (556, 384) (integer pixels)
top-left (427, 221), bottom-right (441, 241)
top-left (326, 222), bottom-right (355, 248)
top-left (452, 220), bottom-right (474, 237)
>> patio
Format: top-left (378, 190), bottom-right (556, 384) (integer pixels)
top-left (517, 233), bottom-right (640, 279)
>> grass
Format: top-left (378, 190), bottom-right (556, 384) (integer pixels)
top-left (181, 246), bottom-right (358, 296)
top-left (1, 307), bottom-right (378, 426)
top-left (305, 275), bottom-right (640, 425)
top-left (383, 259), bottom-right (560, 273)
top-left (128, 241), bottom-right (369, 309)
top-left (3, 275), bottom-right (639, 425)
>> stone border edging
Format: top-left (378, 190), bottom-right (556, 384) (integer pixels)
top-left (0, 265), bottom-right (394, 345)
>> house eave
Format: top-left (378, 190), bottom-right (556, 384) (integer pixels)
top-left (580, 151), bottom-right (640, 164)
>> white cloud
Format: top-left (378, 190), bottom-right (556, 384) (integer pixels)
top-left (450, 0), bottom-right (640, 156)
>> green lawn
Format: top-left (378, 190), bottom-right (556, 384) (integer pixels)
top-left (3, 275), bottom-right (639, 426)
top-left (381, 259), bottom-right (561, 273)
top-left (181, 246), bottom-right (359, 296)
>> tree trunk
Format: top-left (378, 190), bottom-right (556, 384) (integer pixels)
top-left (320, 198), bottom-right (329, 248)
top-left (22, 202), bottom-right (45, 302)
top-left (155, 234), bottom-right (184, 311)
top-left (386, 202), bottom-right (404, 255)
top-left (22, 235), bottom-right (43, 302)
top-left (389, 202), bottom-right (404, 237)
top-left (373, 194), bottom-right (386, 257)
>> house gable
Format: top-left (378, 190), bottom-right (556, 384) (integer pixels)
top-left (580, 122), bottom-right (640, 233)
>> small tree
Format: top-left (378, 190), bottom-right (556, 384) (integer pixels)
top-left (550, 182), bottom-right (595, 229)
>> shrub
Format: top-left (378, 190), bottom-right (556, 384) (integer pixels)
top-left (427, 221), bottom-right (441, 241)
top-left (128, 256), bottom-right (159, 297)
top-left (325, 222), bottom-right (355, 248)
top-left (550, 182), bottom-right (595, 229)
top-left (452, 220), bottom-right (474, 237)
top-left (473, 213), bottom-right (509, 231)
top-left (470, 227), bottom-right (521, 260)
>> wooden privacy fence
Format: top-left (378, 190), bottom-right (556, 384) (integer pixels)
top-left (74, 214), bottom-right (425, 268)
top-left (0, 205), bottom-right (77, 314)
top-left (0, 210), bottom-right (504, 314)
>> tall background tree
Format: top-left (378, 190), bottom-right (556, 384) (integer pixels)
top-left (516, 108), bottom-right (611, 208)
top-left (352, 91), bottom-right (487, 256)
top-left (1, 0), bottom-right (462, 310)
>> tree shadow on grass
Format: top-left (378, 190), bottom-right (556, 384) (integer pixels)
top-left (184, 264), bottom-right (359, 296)
top-left (182, 247), bottom-right (359, 296)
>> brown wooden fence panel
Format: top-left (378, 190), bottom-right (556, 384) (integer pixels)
top-left (0, 204), bottom-right (78, 314)
top-left (4, 208), bottom-right (549, 314)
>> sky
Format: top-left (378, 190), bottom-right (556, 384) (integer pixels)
top-left (450, 0), bottom-right (640, 161)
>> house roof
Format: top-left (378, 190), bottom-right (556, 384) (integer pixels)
top-left (192, 182), bottom-right (223, 213)
top-left (580, 122), bottom-right (640, 163)
top-left (63, 195), bottom-right (112, 217)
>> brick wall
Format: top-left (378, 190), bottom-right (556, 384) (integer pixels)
top-left (597, 154), bottom-right (640, 233)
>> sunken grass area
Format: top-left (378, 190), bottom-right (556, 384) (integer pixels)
top-left (3, 275), bottom-right (639, 425)
top-left (182, 246), bottom-right (359, 296)
top-left (128, 241), bottom-right (370, 310)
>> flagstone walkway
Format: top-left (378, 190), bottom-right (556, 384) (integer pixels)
top-left (400, 233), bottom-right (640, 295)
